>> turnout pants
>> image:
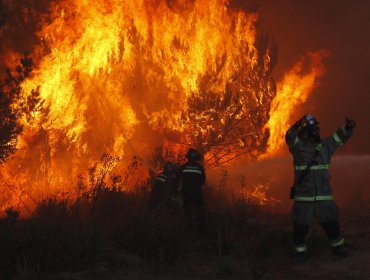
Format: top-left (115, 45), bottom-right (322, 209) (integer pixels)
top-left (183, 186), bottom-right (205, 231)
top-left (292, 200), bottom-right (344, 252)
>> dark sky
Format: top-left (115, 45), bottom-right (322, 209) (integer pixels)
top-left (259, 0), bottom-right (370, 155)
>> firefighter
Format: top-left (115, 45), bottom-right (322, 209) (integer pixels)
top-left (149, 161), bottom-right (178, 210)
top-left (286, 114), bottom-right (356, 262)
top-left (179, 148), bottom-right (206, 231)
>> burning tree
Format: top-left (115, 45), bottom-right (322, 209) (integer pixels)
top-left (2, 0), bottom-right (278, 168)
top-left (169, 34), bottom-right (277, 167)
top-left (0, 54), bottom-right (36, 162)
top-left (0, 0), bottom-right (326, 210)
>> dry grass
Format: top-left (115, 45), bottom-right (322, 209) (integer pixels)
top-left (0, 164), bottom-right (294, 280)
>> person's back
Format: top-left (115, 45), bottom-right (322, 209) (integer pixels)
top-left (179, 149), bottom-right (206, 231)
top-left (149, 172), bottom-right (168, 210)
top-left (180, 161), bottom-right (205, 194)
top-left (150, 162), bottom-right (178, 210)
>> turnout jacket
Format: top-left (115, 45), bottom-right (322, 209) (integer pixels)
top-left (150, 171), bottom-right (178, 207)
top-left (153, 171), bottom-right (179, 195)
top-left (179, 161), bottom-right (206, 192)
top-left (149, 173), bottom-right (169, 207)
top-left (285, 124), bottom-right (353, 202)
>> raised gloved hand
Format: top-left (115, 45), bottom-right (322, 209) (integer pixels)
top-left (345, 117), bottom-right (356, 130)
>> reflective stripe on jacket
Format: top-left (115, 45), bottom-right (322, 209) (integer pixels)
top-left (155, 173), bottom-right (168, 183)
top-left (179, 161), bottom-right (206, 191)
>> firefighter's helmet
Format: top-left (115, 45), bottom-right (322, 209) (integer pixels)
top-left (299, 114), bottom-right (318, 131)
top-left (298, 114), bottom-right (320, 139)
top-left (185, 148), bottom-right (202, 161)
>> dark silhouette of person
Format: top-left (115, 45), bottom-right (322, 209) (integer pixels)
top-left (150, 161), bottom-right (178, 210)
top-left (179, 148), bottom-right (206, 231)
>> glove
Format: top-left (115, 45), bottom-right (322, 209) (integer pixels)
top-left (345, 117), bottom-right (356, 130)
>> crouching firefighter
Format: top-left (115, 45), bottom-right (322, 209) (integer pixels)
top-left (286, 114), bottom-right (356, 262)
top-left (149, 162), bottom-right (179, 210)
top-left (179, 148), bottom-right (206, 232)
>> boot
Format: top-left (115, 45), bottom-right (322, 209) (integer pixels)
top-left (332, 245), bottom-right (349, 257)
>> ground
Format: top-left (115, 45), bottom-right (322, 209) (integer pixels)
top-left (270, 214), bottom-right (370, 280)
top-left (54, 211), bottom-right (370, 280)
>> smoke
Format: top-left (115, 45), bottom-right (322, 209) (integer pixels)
top-left (258, 0), bottom-right (370, 155)
top-left (210, 154), bottom-right (370, 212)
top-left (252, 0), bottom-right (370, 208)
top-left (329, 155), bottom-right (370, 208)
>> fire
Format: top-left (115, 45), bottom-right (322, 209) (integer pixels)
top-left (246, 184), bottom-right (279, 206)
top-left (17, 0), bottom-right (273, 163)
top-left (265, 51), bottom-right (329, 155)
top-left (238, 175), bottom-right (278, 206)
top-left (0, 0), bottom-right (327, 211)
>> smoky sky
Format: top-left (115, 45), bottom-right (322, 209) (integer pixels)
top-left (227, 0), bottom-right (370, 211)
top-left (259, 0), bottom-right (370, 155)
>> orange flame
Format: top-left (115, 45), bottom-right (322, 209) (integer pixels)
top-left (17, 0), bottom-right (267, 160)
top-left (0, 0), bottom-right (328, 211)
top-left (246, 184), bottom-right (279, 205)
top-left (265, 51), bottom-right (329, 155)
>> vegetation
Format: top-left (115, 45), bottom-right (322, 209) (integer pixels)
top-left (0, 158), bottom-right (294, 280)
top-left (172, 34), bottom-right (278, 168)
top-left (0, 54), bottom-right (43, 162)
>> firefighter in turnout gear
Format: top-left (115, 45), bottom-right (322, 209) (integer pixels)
top-left (286, 114), bottom-right (356, 262)
top-left (150, 162), bottom-right (178, 210)
top-left (179, 148), bottom-right (206, 231)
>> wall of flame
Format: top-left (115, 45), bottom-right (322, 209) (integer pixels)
top-left (0, 0), bottom-right (327, 212)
